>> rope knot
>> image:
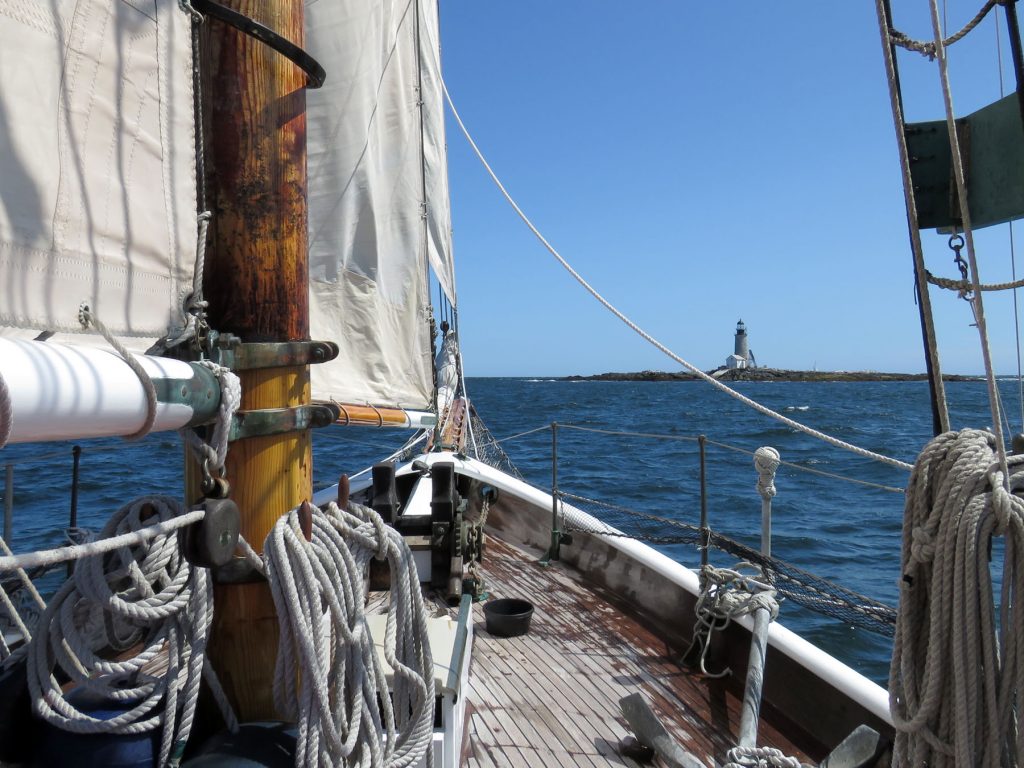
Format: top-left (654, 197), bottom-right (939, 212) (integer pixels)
top-left (724, 745), bottom-right (804, 767)
top-left (909, 526), bottom-right (936, 564)
top-left (754, 446), bottom-right (780, 500)
top-left (991, 483), bottom-right (1013, 536)
top-left (369, 508), bottom-right (390, 561)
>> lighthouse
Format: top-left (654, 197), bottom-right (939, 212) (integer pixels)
top-left (726, 319), bottom-right (750, 370)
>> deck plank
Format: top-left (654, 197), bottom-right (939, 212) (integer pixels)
top-left (457, 536), bottom-right (812, 767)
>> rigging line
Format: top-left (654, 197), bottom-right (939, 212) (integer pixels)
top-left (556, 425), bottom-right (905, 492)
top-left (439, 80), bottom-right (914, 472)
top-left (996, 11), bottom-right (1024, 431)
top-left (452, 311), bottom-right (478, 457)
top-left (558, 424), bottom-right (701, 443)
top-left (494, 424), bottom-right (551, 444)
top-left (928, 0), bottom-right (1011, 485)
top-left (1011, 224), bottom-right (1024, 431)
top-left (700, 439), bottom-right (906, 492)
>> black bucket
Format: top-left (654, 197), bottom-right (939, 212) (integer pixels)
top-left (483, 598), bottom-right (534, 637)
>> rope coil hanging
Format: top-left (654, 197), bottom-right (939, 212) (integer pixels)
top-left (890, 429), bottom-right (1024, 767)
top-left (263, 500), bottom-right (434, 768)
top-left (24, 496), bottom-right (230, 767)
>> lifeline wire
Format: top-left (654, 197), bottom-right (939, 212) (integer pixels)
top-left (440, 79), bottom-right (913, 471)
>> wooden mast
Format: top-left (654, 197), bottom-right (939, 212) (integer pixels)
top-left (200, 0), bottom-right (310, 719)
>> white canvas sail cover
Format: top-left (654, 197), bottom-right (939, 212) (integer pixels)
top-left (306, 0), bottom-right (455, 412)
top-left (0, 1), bottom-right (198, 352)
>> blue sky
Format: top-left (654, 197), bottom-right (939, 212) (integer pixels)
top-left (438, 2), bottom-right (1023, 377)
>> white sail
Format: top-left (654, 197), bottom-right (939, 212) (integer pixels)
top-left (0, 0), bottom-right (198, 352)
top-left (306, 0), bottom-right (455, 412)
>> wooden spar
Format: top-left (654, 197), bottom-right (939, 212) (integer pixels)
top-left (331, 403), bottom-right (436, 430)
top-left (200, 0), bottom-right (309, 719)
top-left (428, 397), bottom-right (468, 453)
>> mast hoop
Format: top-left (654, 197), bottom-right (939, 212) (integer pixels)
top-left (190, 0), bottom-right (326, 89)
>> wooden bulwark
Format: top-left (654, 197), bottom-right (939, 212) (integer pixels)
top-left (459, 536), bottom-right (811, 767)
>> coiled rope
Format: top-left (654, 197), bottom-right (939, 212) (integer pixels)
top-left (0, 535), bottom-right (46, 662)
top-left (264, 500), bottom-right (434, 768)
top-left (688, 564), bottom-right (780, 679)
top-left (439, 78), bottom-right (912, 472)
top-left (889, 429), bottom-right (1024, 767)
top-left (24, 496), bottom-right (232, 767)
top-left (724, 746), bottom-right (803, 768)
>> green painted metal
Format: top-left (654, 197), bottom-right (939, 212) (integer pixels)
top-left (211, 334), bottom-right (339, 370)
top-left (906, 93), bottom-right (1024, 231)
top-left (152, 363), bottom-right (221, 427)
top-left (228, 403), bottom-right (340, 441)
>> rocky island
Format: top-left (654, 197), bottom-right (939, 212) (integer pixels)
top-left (563, 367), bottom-right (977, 383)
top-left (566, 322), bottom-right (978, 382)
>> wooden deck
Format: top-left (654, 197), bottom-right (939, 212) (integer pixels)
top-left (460, 536), bottom-right (811, 768)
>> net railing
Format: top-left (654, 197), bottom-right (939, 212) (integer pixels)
top-left (470, 415), bottom-right (900, 638)
top-left (467, 405), bottom-right (525, 481)
top-left (560, 489), bottom-right (896, 636)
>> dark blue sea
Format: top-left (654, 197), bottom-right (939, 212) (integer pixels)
top-left (2, 377), bottom-right (1019, 686)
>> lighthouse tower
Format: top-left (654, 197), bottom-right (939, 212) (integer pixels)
top-left (726, 319), bottom-right (749, 370)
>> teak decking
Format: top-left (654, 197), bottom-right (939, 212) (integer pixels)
top-left (459, 536), bottom-right (810, 768)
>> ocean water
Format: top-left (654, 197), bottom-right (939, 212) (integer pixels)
top-left (2, 376), bottom-right (1019, 685)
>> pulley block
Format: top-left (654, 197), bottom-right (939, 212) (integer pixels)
top-left (180, 497), bottom-right (241, 569)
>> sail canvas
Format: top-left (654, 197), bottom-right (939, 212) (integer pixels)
top-left (0, 0), bottom-right (198, 351)
top-left (306, 0), bottom-right (454, 412)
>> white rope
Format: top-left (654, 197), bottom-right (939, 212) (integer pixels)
top-left (78, 305), bottom-right (159, 441)
top-left (889, 0), bottom-right (997, 58)
top-left (440, 80), bottom-right (913, 472)
top-left (687, 564), bottom-right (780, 679)
top-left (179, 361), bottom-right (241, 479)
top-left (926, 0), bottom-right (1011, 489)
top-left (926, 271), bottom-right (1024, 294)
top-left (754, 446), bottom-right (780, 501)
top-left (889, 429), bottom-right (1024, 767)
top-left (0, 369), bottom-right (11, 448)
top-left (0, 534), bottom-right (49, 664)
top-left (159, 212), bottom-right (213, 352)
top-left (0, 510), bottom-right (204, 573)
top-left (264, 500), bottom-right (434, 768)
top-left (724, 746), bottom-right (804, 768)
top-left (25, 496), bottom-right (220, 767)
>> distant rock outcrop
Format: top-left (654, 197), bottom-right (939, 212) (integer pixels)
top-left (563, 367), bottom-right (976, 383)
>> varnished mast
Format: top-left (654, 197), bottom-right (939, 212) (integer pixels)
top-left (200, 0), bottom-right (310, 719)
